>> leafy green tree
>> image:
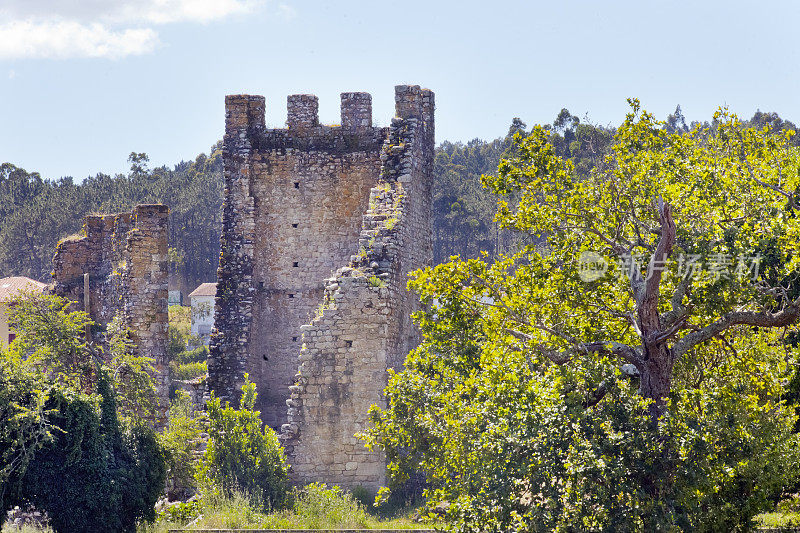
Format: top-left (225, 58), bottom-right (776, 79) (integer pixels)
top-left (1, 294), bottom-right (167, 532)
top-left (365, 101), bottom-right (800, 531)
top-left (0, 353), bottom-right (166, 532)
top-left (160, 389), bottom-right (204, 499)
top-left (197, 375), bottom-right (289, 511)
top-left (14, 372), bottom-right (166, 533)
top-left (7, 292), bottom-right (158, 420)
top-left (0, 355), bottom-right (56, 516)
top-left (7, 291), bottom-right (95, 390)
top-left (482, 99), bottom-right (800, 411)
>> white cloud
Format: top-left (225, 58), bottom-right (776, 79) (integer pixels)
top-left (0, 0), bottom-right (266, 60)
top-left (0, 0), bottom-right (262, 25)
top-left (0, 20), bottom-right (159, 60)
top-left (8, 70), bottom-right (16, 79)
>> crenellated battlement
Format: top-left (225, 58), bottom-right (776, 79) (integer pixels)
top-left (341, 92), bottom-right (372, 129)
top-left (225, 94), bottom-right (265, 132)
top-left (394, 84), bottom-right (434, 121)
top-left (287, 94), bottom-right (319, 129)
top-left (224, 91), bottom-right (384, 140)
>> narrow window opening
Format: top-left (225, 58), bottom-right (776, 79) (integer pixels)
top-left (263, 354), bottom-right (269, 361)
top-left (288, 293), bottom-right (295, 299)
top-left (345, 340), bottom-right (353, 348)
top-left (292, 336), bottom-right (298, 342)
top-left (293, 261), bottom-right (299, 267)
top-left (293, 182), bottom-right (300, 189)
top-left (258, 281), bottom-right (264, 290)
top-left (292, 223), bottom-right (298, 228)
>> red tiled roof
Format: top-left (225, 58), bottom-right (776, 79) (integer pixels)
top-left (0, 276), bottom-right (47, 302)
top-left (189, 282), bottom-right (217, 298)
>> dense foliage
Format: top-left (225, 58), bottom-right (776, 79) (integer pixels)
top-left (18, 373), bottom-right (166, 533)
top-left (160, 390), bottom-right (204, 500)
top-left (365, 102), bottom-right (800, 531)
top-left (0, 356), bottom-right (55, 517)
top-left (197, 376), bottom-right (289, 511)
top-left (167, 305), bottom-right (208, 384)
top-left (0, 293), bottom-right (167, 532)
top-left (8, 292), bottom-right (158, 420)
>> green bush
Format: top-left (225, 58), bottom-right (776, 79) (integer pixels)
top-left (196, 375), bottom-right (289, 511)
top-left (171, 360), bottom-right (207, 381)
top-left (9, 372), bottom-right (166, 533)
top-left (1, 294), bottom-right (167, 532)
top-left (167, 325), bottom-right (187, 359)
top-left (350, 485), bottom-right (375, 511)
top-left (0, 356), bottom-right (56, 524)
top-left (160, 390), bottom-right (203, 499)
top-left (293, 483), bottom-right (371, 529)
top-left (156, 499), bottom-right (202, 524)
top-left (174, 345), bottom-right (209, 365)
top-left (168, 305), bottom-right (192, 359)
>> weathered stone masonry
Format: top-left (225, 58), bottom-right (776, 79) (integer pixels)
top-left (52, 204), bottom-right (170, 423)
top-left (209, 86), bottom-right (434, 490)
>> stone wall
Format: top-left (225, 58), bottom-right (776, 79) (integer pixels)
top-left (279, 86), bottom-right (434, 490)
top-left (53, 204), bottom-right (170, 424)
top-left (209, 85), bottom-right (434, 490)
top-left (52, 212), bottom-right (131, 325)
top-left (209, 91), bottom-right (388, 428)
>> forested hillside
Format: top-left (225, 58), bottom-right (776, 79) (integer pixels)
top-left (1, 108), bottom-right (795, 290)
top-left (0, 146), bottom-right (223, 292)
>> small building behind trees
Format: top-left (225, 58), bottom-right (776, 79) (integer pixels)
top-left (0, 276), bottom-right (47, 347)
top-left (189, 282), bottom-right (216, 342)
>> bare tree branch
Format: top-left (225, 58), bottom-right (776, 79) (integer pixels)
top-left (672, 301), bottom-right (800, 358)
top-left (641, 199), bottom-right (676, 307)
top-left (661, 276), bottom-right (691, 330)
top-left (506, 327), bottom-right (643, 366)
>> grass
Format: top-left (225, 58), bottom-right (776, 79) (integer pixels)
top-left (171, 361), bottom-right (207, 381)
top-left (757, 511), bottom-right (800, 528)
top-left (756, 494), bottom-right (800, 529)
top-left (368, 276), bottom-right (386, 288)
top-left (138, 483), bottom-right (425, 532)
top-left (1, 526), bottom-right (53, 533)
top-left (173, 346), bottom-right (208, 366)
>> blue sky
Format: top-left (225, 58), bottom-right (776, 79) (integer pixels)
top-left (1, 0), bottom-right (798, 181)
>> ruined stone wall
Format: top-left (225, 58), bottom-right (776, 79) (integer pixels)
top-left (209, 92), bottom-right (389, 428)
top-left (278, 86), bottom-right (434, 491)
top-left (53, 204), bottom-right (170, 423)
top-left (210, 85), bottom-right (434, 490)
top-left (52, 212), bottom-right (130, 324)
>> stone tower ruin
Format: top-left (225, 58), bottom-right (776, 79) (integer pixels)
top-left (52, 204), bottom-right (171, 423)
top-left (209, 85), bottom-right (434, 489)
